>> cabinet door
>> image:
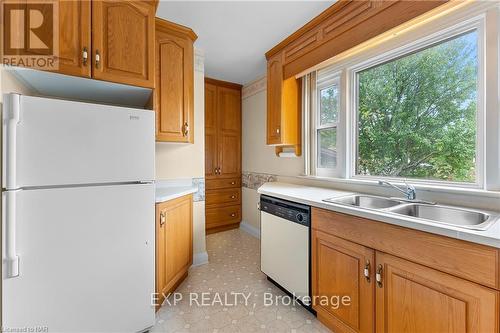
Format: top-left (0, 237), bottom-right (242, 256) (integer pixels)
top-left (375, 252), bottom-right (499, 333)
top-left (155, 195), bottom-right (192, 310)
top-left (92, 0), bottom-right (154, 88)
top-left (164, 196), bottom-right (193, 291)
top-left (267, 53), bottom-right (282, 145)
top-left (312, 230), bottom-right (375, 333)
top-left (217, 86), bottom-right (241, 178)
top-left (155, 21), bottom-right (194, 142)
top-left (56, 0), bottom-right (91, 77)
top-left (205, 82), bottom-right (218, 178)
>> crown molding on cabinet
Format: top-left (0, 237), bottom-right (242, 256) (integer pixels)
top-left (155, 17), bottom-right (198, 41)
top-left (242, 76), bottom-right (266, 100)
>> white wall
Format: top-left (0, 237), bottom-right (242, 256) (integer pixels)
top-left (241, 79), bottom-right (303, 231)
top-left (155, 49), bottom-right (207, 258)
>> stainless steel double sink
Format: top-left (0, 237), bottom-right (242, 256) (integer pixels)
top-left (323, 195), bottom-right (497, 231)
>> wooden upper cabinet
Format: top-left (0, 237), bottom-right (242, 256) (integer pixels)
top-left (266, 52), bottom-right (302, 148)
top-left (266, 0), bottom-right (448, 79)
top-left (312, 230), bottom-right (375, 333)
top-left (376, 252), bottom-right (499, 333)
top-left (205, 82), bottom-right (218, 178)
top-left (154, 18), bottom-right (197, 142)
top-left (92, 0), bottom-right (155, 88)
top-left (267, 54), bottom-right (282, 145)
top-left (217, 86), bottom-right (241, 178)
top-left (204, 78), bottom-right (242, 180)
top-left (56, 0), bottom-right (91, 77)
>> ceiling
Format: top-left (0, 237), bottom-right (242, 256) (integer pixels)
top-left (156, 1), bottom-right (333, 85)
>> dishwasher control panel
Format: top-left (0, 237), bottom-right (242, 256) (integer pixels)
top-left (260, 195), bottom-right (310, 227)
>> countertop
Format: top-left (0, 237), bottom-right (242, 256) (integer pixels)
top-left (155, 179), bottom-right (198, 203)
top-left (258, 182), bottom-right (500, 249)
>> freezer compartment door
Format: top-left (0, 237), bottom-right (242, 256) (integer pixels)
top-left (2, 184), bottom-right (155, 332)
top-left (3, 94), bottom-right (154, 189)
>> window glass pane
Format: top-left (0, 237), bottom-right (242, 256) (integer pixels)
top-left (319, 85), bottom-right (339, 125)
top-left (318, 128), bottom-right (337, 168)
top-left (356, 30), bottom-right (478, 183)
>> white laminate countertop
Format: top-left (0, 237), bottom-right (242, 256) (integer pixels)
top-left (155, 179), bottom-right (198, 203)
top-left (155, 186), bottom-right (198, 203)
top-left (258, 182), bottom-right (500, 249)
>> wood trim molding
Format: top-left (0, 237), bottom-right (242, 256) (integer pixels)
top-left (242, 76), bottom-right (266, 99)
top-left (205, 77), bottom-right (243, 90)
top-left (155, 17), bottom-right (198, 41)
top-left (265, 0), bottom-right (448, 79)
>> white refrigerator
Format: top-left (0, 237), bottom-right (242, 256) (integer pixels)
top-left (2, 94), bottom-right (156, 332)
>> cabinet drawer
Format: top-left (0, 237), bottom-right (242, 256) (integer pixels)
top-left (206, 188), bottom-right (241, 207)
top-left (206, 204), bottom-right (241, 228)
top-left (206, 177), bottom-right (241, 190)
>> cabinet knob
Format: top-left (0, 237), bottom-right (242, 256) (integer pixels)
top-left (82, 47), bottom-right (88, 66)
top-left (276, 128), bottom-right (280, 134)
top-left (230, 181), bottom-right (236, 185)
top-left (376, 264), bottom-right (383, 288)
top-left (230, 213), bottom-right (236, 217)
top-left (95, 49), bottom-right (101, 69)
top-left (231, 195), bottom-right (236, 199)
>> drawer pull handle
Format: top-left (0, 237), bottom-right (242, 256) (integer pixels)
top-left (364, 261), bottom-right (370, 282)
top-left (376, 264), bottom-right (383, 288)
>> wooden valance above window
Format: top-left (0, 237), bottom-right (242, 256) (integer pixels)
top-left (265, 0), bottom-right (448, 79)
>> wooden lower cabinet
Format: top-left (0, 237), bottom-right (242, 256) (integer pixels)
top-left (205, 203), bottom-right (241, 233)
top-left (312, 230), bottom-right (374, 333)
top-left (155, 194), bottom-right (193, 310)
top-left (376, 252), bottom-right (498, 333)
top-left (312, 208), bottom-right (500, 333)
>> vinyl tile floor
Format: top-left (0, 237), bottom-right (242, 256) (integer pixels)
top-left (151, 229), bottom-right (331, 333)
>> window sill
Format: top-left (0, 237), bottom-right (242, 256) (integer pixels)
top-left (296, 175), bottom-right (500, 199)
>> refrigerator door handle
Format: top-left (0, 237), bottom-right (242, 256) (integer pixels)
top-left (3, 191), bottom-right (20, 278)
top-left (3, 93), bottom-right (20, 190)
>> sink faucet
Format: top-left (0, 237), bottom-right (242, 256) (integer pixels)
top-left (378, 180), bottom-right (416, 200)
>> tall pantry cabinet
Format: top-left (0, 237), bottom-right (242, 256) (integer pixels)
top-left (204, 78), bottom-right (242, 234)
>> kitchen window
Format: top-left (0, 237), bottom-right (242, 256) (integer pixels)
top-left (355, 30), bottom-right (479, 184)
top-left (310, 70), bottom-right (342, 177)
top-left (304, 9), bottom-right (500, 190)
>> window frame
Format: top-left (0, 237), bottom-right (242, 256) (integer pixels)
top-left (312, 68), bottom-right (342, 177)
top-left (347, 18), bottom-right (485, 188)
top-left (304, 9), bottom-right (494, 190)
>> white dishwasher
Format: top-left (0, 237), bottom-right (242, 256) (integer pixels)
top-left (260, 195), bottom-right (311, 307)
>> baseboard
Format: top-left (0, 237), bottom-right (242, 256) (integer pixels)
top-left (240, 220), bottom-right (260, 239)
top-left (191, 251), bottom-right (209, 267)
